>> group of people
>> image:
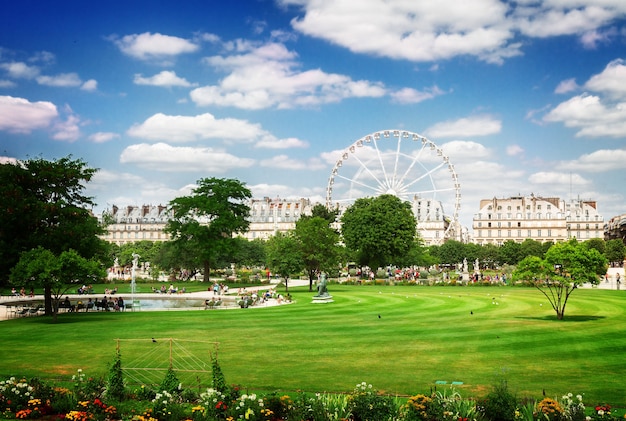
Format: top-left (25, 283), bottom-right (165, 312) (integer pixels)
top-left (151, 284), bottom-right (186, 294)
top-left (210, 282), bottom-right (229, 295)
top-left (60, 296), bottom-right (125, 312)
top-left (11, 287), bottom-right (34, 297)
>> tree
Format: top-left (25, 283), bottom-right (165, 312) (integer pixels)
top-left (295, 216), bottom-right (341, 291)
top-left (0, 157), bottom-right (108, 286)
top-left (165, 178), bottom-right (252, 282)
top-left (10, 247), bottom-right (105, 321)
top-left (340, 195), bottom-right (417, 270)
top-left (519, 239), bottom-right (545, 260)
top-left (605, 239), bottom-right (625, 265)
top-left (431, 240), bottom-right (466, 267)
top-left (499, 240), bottom-right (522, 265)
top-left (513, 239), bottom-right (608, 320)
top-left (265, 232), bottom-right (304, 293)
top-left (309, 203), bottom-right (339, 224)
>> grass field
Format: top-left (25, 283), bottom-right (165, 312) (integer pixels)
top-left (1, 284), bottom-right (625, 406)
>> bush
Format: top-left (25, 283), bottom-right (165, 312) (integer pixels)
top-left (478, 380), bottom-right (517, 421)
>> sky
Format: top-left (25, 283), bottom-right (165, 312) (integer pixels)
top-left (1, 0), bottom-right (626, 232)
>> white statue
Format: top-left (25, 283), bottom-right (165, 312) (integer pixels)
top-left (132, 253), bottom-right (140, 269)
top-left (463, 258), bottom-right (468, 273)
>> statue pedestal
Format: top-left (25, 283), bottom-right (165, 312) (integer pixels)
top-left (462, 272), bottom-right (470, 282)
top-left (312, 295), bottom-right (334, 304)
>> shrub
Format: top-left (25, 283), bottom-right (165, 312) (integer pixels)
top-left (159, 367), bottom-right (181, 395)
top-left (106, 348), bottom-right (125, 401)
top-left (478, 380), bottom-right (517, 421)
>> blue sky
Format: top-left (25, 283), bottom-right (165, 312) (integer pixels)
top-left (1, 0), bottom-right (625, 230)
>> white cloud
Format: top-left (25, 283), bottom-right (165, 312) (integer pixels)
top-left (259, 154), bottom-right (325, 170)
top-left (390, 86), bottom-right (445, 104)
top-left (555, 148), bottom-right (626, 172)
top-left (127, 112), bottom-right (268, 143)
top-left (134, 70), bottom-right (197, 87)
top-left (554, 78), bottom-right (578, 94)
top-left (52, 111), bottom-right (81, 142)
top-left (89, 132), bottom-right (119, 143)
top-left (543, 93), bottom-right (626, 138)
top-left (425, 115), bottom-right (502, 138)
top-left (0, 61), bottom-right (40, 79)
top-left (0, 80), bottom-right (16, 88)
top-left (584, 59), bottom-right (626, 100)
top-left (120, 142), bottom-right (255, 172)
top-left (190, 41), bottom-right (390, 109)
top-left (81, 79), bottom-right (98, 91)
top-left (0, 95), bottom-right (58, 133)
top-left (528, 171), bottom-right (590, 186)
top-left (506, 144), bottom-right (524, 156)
top-left (441, 140), bottom-right (492, 160)
top-left (37, 72), bottom-right (83, 87)
top-left (279, 0), bottom-right (626, 64)
top-left (255, 136), bottom-right (308, 149)
top-left (112, 32), bottom-right (199, 61)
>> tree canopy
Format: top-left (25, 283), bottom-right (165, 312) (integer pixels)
top-left (165, 177), bottom-right (252, 282)
top-left (10, 247), bottom-right (105, 319)
top-left (0, 157), bottom-right (108, 285)
top-left (265, 232), bottom-right (304, 292)
top-left (340, 195), bottom-right (417, 270)
top-left (512, 239), bottom-right (608, 320)
top-left (295, 215), bottom-right (342, 291)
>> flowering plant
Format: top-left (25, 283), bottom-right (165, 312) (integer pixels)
top-left (536, 397), bottom-right (563, 421)
top-left (0, 377), bottom-right (35, 412)
top-left (76, 398), bottom-right (117, 420)
top-left (227, 392), bottom-right (266, 421)
top-left (347, 382), bottom-right (397, 421)
top-left (199, 387), bottom-right (228, 420)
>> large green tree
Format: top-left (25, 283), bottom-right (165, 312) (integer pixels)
top-left (341, 195), bottom-right (417, 270)
top-left (513, 239), bottom-right (608, 320)
top-left (295, 216), bottom-right (342, 291)
top-left (0, 156), bottom-right (108, 289)
top-left (10, 247), bottom-right (105, 320)
top-left (165, 178), bottom-right (252, 282)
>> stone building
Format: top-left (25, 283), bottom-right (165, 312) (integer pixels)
top-left (100, 205), bottom-right (173, 245)
top-left (240, 197), bottom-right (315, 241)
top-left (604, 214), bottom-right (626, 244)
top-left (472, 194), bottom-right (604, 245)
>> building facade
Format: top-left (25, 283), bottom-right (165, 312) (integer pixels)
top-left (604, 214), bottom-right (626, 243)
top-left (100, 205), bottom-right (173, 245)
top-left (239, 197), bottom-right (315, 241)
top-left (472, 195), bottom-right (604, 245)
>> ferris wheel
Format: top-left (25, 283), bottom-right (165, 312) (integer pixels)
top-left (326, 129), bottom-right (461, 242)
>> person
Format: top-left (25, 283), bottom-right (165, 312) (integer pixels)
top-left (11, 287), bottom-right (18, 296)
top-left (117, 297), bottom-right (124, 311)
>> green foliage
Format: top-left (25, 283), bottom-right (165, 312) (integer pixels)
top-left (513, 239), bottom-right (608, 319)
top-left (295, 215), bottom-right (342, 289)
top-left (160, 367), bottom-right (181, 395)
top-left (265, 231), bottom-right (304, 290)
top-left (9, 246), bottom-right (105, 318)
top-left (211, 353), bottom-right (227, 393)
top-left (0, 156), bottom-right (106, 286)
top-left (341, 194), bottom-right (418, 269)
top-left (479, 379), bottom-right (517, 421)
top-left (107, 348), bottom-right (125, 401)
top-left (165, 177), bottom-right (252, 282)
top-left (605, 239), bottom-right (626, 264)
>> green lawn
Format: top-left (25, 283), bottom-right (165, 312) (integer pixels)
top-left (1, 285), bottom-right (625, 405)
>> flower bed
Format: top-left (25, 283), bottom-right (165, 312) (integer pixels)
top-left (0, 373), bottom-right (623, 421)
